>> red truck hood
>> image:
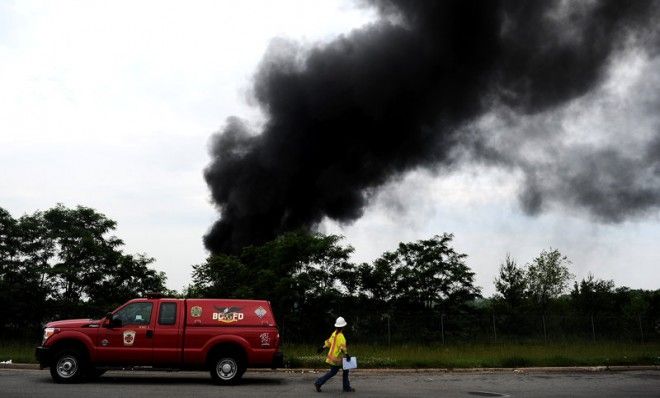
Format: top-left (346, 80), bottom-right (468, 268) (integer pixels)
top-left (46, 318), bottom-right (100, 328)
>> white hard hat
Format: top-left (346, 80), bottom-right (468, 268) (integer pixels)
top-left (334, 316), bottom-right (347, 328)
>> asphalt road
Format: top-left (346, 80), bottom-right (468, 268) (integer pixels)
top-left (0, 368), bottom-right (658, 397)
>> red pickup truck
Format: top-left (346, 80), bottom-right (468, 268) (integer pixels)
top-left (35, 295), bottom-right (283, 384)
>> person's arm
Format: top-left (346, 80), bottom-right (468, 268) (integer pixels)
top-left (317, 334), bottom-right (332, 353)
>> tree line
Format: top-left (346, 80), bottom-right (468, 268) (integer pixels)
top-left (0, 205), bottom-right (167, 339)
top-left (190, 232), bottom-right (659, 343)
top-left (1, 205), bottom-right (658, 343)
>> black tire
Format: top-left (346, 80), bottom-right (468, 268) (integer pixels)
top-left (209, 354), bottom-right (245, 385)
top-left (49, 348), bottom-right (87, 383)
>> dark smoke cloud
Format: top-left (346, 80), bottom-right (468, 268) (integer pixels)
top-left (204, 0), bottom-right (660, 254)
top-left (518, 88), bottom-right (660, 221)
top-left (464, 49), bottom-right (660, 223)
top-left (520, 145), bottom-right (660, 222)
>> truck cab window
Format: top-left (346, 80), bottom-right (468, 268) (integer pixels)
top-left (158, 302), bottom-right (177, 325)
top-left (115, 302), bottom-right (153, 326)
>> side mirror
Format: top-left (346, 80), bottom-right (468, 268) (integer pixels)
top-left (103, 312), bottom-right (112, 328)
top-left (105, 313), bottom-right (122, 328)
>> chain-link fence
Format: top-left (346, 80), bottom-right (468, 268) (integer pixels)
top-left (282, 313), bottom-right (658, 345)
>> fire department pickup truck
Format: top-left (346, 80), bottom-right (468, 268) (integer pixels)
top-left (35, 295), bottom-right (283, 384)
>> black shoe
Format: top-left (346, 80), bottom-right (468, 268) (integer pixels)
top-left (344, 387), bottom-right (355, 392)
top-left (314, 383), bottom-right (322, 392)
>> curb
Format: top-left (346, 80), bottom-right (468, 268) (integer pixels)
top-left (274, 365), bottom-right (659, 373)
top-left (0, 363), bottom-right (40, 370)
top-left (1, 364), bottom-right (657, 372)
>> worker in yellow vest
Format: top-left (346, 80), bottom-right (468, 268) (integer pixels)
top-left (314, 316), bottom-right (355, 392)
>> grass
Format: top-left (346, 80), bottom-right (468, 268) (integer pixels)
top-left (282, 342), bottom-right (660, 369)
top-left (0, 340), bottom-right (38, 364)
top-left (1, 340), bottom-right (658, 368)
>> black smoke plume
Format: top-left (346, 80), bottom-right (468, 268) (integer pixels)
top-left (204, 0), bottom-right (660, 254)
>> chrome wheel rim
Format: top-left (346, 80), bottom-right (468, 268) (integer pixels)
top-left (56, 355), bottom-right (78, 379)
top-left (215, 358), bottom-right (238, 380)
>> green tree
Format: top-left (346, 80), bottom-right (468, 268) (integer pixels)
top-left (189, 253), bottom-right (251, 298)
top-left (86, 252), bottom-right (168, 313)
top-left (494, 253), bottom-right (527, 308)
top-left (192, 231), bottom-right (354, 299)
top-left (570, 273), bottom-right (615, 316)
top-left (526, 248), bottom-right (573, 310)
top-left (41, 204), bottom-right (167, 315)
top-left (190, 231), bottom-right (355, 341)
top-left (357, 258), bottom-right (395, 304)
top-left (372, 234), bottom-right (480, 309)
top-left (43, 205), bottom-right (123, 305)
top-left (0, 208), bottom-right (20, 265)
top-left (0, 209), bottom-right (53, 336)
top-left (0, 205), bottom-right (167, 335)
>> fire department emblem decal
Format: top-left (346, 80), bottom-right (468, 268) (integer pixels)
top-left (190, 306), bottom-right (202, 318)
top-left (254, 306), bottom-right (267, 319)
top-left (123, 330), bottom-right (136, 346)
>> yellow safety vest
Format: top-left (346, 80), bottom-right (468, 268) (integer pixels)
top-left (324, 330), bottom-right (347, 366)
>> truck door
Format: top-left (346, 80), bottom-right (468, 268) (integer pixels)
top-left (152, 300), bottom-right (183, 366)
top-left (96, 300), bottom-right (155, 366)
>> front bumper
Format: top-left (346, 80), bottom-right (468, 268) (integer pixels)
top-left (35, 346), bottom-right (51, 368)
top-left (272, 351), bottom-right (284, 369)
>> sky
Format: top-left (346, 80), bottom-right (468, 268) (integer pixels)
top-left (1, 0), bottom-right (658, 295)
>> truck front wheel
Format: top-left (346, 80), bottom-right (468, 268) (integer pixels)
top-left (50, 348), bottom-right (86, 383)
top-left (210, 355), bottom-right (244, 385)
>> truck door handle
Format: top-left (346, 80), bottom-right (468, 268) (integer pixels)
top-left (146, 330), bottom-right (154, 338)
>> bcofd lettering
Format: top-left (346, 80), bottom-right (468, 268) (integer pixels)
top-left (212, 312), bottom-right (244, 323)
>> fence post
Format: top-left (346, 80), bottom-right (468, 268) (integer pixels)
top-left (638, 315), bottom-right (644, 343)
top-left (441, 313), bottom-right (445, 345)
top-left (386, 314), bottom-right (391, 347)
top-left (542, 315), bottom-right (547, 344)
top-left (591, 315), bottom-right (596, 342)
top-left (492, 313), bottom-right (497, 343)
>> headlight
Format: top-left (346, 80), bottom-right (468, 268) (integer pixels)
top-left (42, 327), bottom-right (57, 344)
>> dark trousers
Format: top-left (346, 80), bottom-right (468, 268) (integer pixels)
top-left (315, 365), bottom-right (351, 391)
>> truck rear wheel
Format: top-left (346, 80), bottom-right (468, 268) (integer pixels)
top-left (50, 348), bottom-right (86, 383)
top-left (210, 355), bottom-right (244, 385)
